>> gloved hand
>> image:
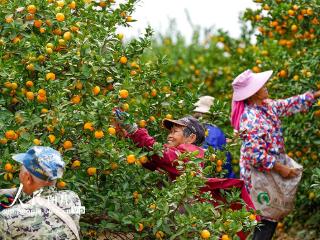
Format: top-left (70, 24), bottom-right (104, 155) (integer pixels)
top-left (114, 109), bottom-right (138, 134)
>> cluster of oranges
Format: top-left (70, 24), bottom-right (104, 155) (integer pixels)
top-left (0, 1), bottom-right (266, 238)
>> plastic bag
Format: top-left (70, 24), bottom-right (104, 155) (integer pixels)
top-left (250, 154), bottom-right (303, 221)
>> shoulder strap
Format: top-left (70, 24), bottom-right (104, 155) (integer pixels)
top-left (33, 196), bottom-right (80, 240)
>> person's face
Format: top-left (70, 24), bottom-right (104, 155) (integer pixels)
top-left (167, 125), bottom-right (195, 147)
top-left (19, 166), bottom-right (34, 195)
top-left (254, 85), bottom-right (269, 100)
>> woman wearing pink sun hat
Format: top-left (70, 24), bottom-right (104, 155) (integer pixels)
top-left (230, 69), bottom-right (320, 240)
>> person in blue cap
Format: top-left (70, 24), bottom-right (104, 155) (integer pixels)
top-left (193, 96), bottom-right (236, 178)
top-left (0, 146), bottom-right (82, 240)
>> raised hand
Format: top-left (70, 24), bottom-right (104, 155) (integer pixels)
top-left (114, 109), bottom-right (138, 134)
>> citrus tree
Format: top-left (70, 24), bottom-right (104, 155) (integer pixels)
top-left (144, 26), bottom-right (260, 176)
top-left (0, 0), bottom-right (258, 239)
top-left (145, 0), bottom-right (320, 238)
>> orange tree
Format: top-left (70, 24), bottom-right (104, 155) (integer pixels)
top-left (0, 0), bottom-right (257, 239)
top-left (144, 27), bottom-right (261, 176)
top-left (146, 0), bottom-right (320, 237)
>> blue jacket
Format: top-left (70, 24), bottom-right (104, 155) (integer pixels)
top-left (203, 124), bottom-right (236, 178)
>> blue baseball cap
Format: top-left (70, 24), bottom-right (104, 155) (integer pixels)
top-left (12, 146), bottom-right (65, 181)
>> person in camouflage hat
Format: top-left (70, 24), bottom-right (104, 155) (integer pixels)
top-left (0, 146), bottom-right (83, 240)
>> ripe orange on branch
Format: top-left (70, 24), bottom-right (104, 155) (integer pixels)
top-left (139, 156), bottom-right (148, 164)
top-left (46, 43), bottom-right (54, 49)
top-left (26, 91), bottom-right (35, 100)
top-left (138, 223), bottom-right (144, 232)
top-left (57, 181), bottom-right (66, 189)
top-left (26, 64), bottom-right (35, 71)
top-left (37, 95), bottom-right (47, 103)
top-left (127, 154), bottom-right (136, 164)
top-left (33, 20), bottom-right (42, 28)
top-left (278, 70), bottom-right (287, 78)
top-left (119, 89), bottom-right (129, 99)
top-left (122, 103), bottom-right (129, 111)
top-left (25, 80), bottom-right (34, 87)
top-left (27, 5), bottom-right (37, 14)
top-left (5, 16), bottom-right (13, 23)
top-left (92, 86), bottom-right (101, 95)
top-left (288, 9), bottom-right (295, 16)
top-left (5, 130), bottom-right (16, 140)
top-left (71, 160), bottom-right (81, 169)
top-left (155, 231), bottom-right (164, 239)
top-left (126, 16), bottom-right (133, 22)
top-left (38, 89), bottom-right (46, 97)
top-left (221, 235), bottom-right (230, 240)
top-left (94, 130), bottom-right (104, 139)
top-left (216, 159), bottom-right (223, 166)
top-left (84, 122), bottom-right (94, 131)
top-left (119, 56), bottom-right (128, 64)
top-left (108, 127), bottom-right (116, 135)
top-left (110, 162), bottom-right (118, 170)
top-left (69, 1), bottom-right (76, 9)
top-left (46, 48), bottom-right (53, 54)
top-left (58, 39), bottom-right (66, 46)
top-left (139, 120), bottom-right (146, 128)
top-left (4, 173), bottom-right (13, 181)
top-left (56, 13), bottom-right (65, 22)
top-left (4, 163), bottom-right (13, 172)
top-left (149, 116), bottom-right (156, 121)
top-left (165, 114), bottom-right (173, 119)
top-left (249, 214), bottom-right (256, 221)
top-left (70, 26), bottom-right (79, 32)
top-left (87, 167), bottom-right (97, 176)
top-left (33, 138), bottom-right (41, 145)
top-left (151, 89), bottom-right (157, 97)
top-left (48, 134), bottom-right (56, 144)
top-left (56, 1), bottom-right (65, 7)
top-left (46, 72), bottom-right (56, 80)
top-left (63, 31), bottom-right (72, 41)
top-left (200, 229), bottom-right (210, 239)
top-left (63, 140), bottom-right (73, 149)
top-left (71, 95), bottom-right (81, 104)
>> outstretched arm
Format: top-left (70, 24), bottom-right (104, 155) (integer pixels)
top-left (268, 91), bottom-right (316, 117)
top-left (115, 109), bottom-right (183, 178)
top-left (128, 128), bottom-right (181, 177)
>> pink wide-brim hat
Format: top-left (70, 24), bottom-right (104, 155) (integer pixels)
top-left (232, 69), bottom-right (273, 101)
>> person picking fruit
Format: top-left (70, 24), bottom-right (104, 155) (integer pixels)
top-left (115, 110), bottom-right (256, 240)
top-left (115, 110), bottom-right (205, 180)
top-left (231, 69), bottom-right (320, 240)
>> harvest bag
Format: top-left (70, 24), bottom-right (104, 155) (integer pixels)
top-left (250, 154), bottom-right (303, 221)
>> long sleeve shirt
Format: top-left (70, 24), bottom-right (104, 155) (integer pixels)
top-left (239, 92), bottom-right (315, 192)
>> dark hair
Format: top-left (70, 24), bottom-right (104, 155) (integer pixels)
top-left (183, 127), bottom-right (204, 146)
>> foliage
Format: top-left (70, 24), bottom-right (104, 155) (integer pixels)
top-left (0, 0), bottom-right (257, 239)
top-left (147, 0), bottom-right (320, 238)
